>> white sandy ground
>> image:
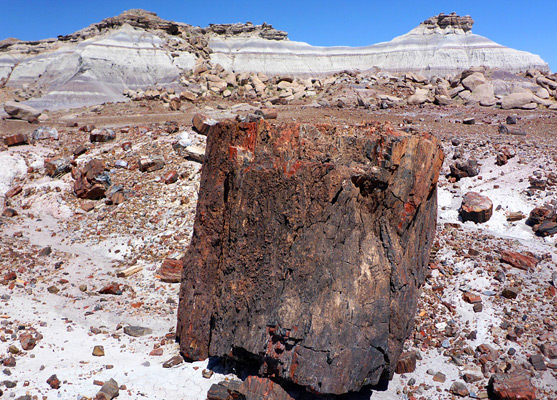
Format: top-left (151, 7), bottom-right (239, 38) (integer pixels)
top-left (1, 133), bottom-right (556, 399)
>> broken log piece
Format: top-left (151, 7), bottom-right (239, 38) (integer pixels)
top-left (116, 265), bottom-right (143, 278)
top-left (177, 119), bottom-right (444, 395)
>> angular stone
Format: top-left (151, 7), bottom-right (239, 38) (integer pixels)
top-left (169, 97), bottom-right (181, 111)
top-left (499, 250), bottom-right (539, 271)
top-left (433, 371), bottom-right (446, 382)
top-left (98, 283), bottom-right (122, 295)
top-left (19, 331), bottom-right (42, 350)
top-left (158, 258), bottom-right (183, 283)
top-left (488, 371), bottom-right (536, 400)
top-left (45, 158), bottom-right (72, 177)
top-left (450, 381), bottom-right (469, 397)
top-left (182, 145), bottom-right (206, 163)
top-left (5, 185), bottom-right (22, 198)
top-left (177, 119), bottom-right (444, 395)
top-left (501, 287), bottom-right (519, 299)
top-left (124, 326), bottom-right (153, 337)
top-left (463, 292), bottom-right (482, 304)
top-left (90, 128), bottom-right (116, 143)
top-left (192, 113), bottom-right (217, 135)
top-left (450, 158), bottom-right (479, 179)
top-left (164, 170), bottom-right (179, 184)
top-left (138, 156), bottom-right (165, 172)
top-left (73, 159), bottom-right (108, 200)
top-left (4, 133), bottom-right (28, 146)
top-left (459, 192), bottom-right (493, 223)
top-left (2, 208), bottom-right (17, 217)
top-left (529, 354), bottom-right (547, 371)
top-left (92, 345), bottom-right (105, 356)
top-left (95, 378), bottom-right (119, 400)
top-left (395, 351), bottom-right (418, 374)
top-left (46, 374), bottom-right (61, 389)
top-left (162, 355), bottom-right (184, 368)
top-left (32, 126), bottom-right (58, 140)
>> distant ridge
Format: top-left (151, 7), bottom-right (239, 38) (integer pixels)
top-left (0, 10), bottom-right (549, 110)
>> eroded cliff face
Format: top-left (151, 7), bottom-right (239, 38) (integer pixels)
top-left (177, 119), bottom-right (444, 395)
top-left (0, 10), bottom-right (549, 111)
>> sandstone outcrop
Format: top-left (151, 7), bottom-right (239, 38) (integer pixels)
top-left (177, 119), bottom-right (444, 395)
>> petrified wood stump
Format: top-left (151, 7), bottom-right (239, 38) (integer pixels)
top-left (177, 119), bottom-right (444, 395)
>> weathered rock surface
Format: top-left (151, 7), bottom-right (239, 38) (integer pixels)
top-left (211, 13), bottom-right (548, 76)
top-left (488, 371), bottom-right (536, 400)
top-left (177, 119), bottom-right (444, 395)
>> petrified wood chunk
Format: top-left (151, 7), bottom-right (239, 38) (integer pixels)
top-left (177, 120), bottom-right (444, 395)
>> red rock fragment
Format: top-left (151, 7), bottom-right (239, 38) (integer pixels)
top-left (4, 134), bottom-right (28, 146)
top-left (164, 170), bottom-right (179, 184)
top-left (463, 292), bottom-right (482, 304)
top-left (499, 250), bottom-right (539, 271)
top-left (98, 283), bottom-right (123, 295)
top-left (488, 371), bottom-right (536, 400)
top-left (2, 357), bottom-right (16, 367)
top-left (459, 192), bottom-right (493, 223)
top-left (138, 156), bottom-right (165, 172)
top-left (192, 113), bottom-right (217, 135)
top-left (47, 374), bottom-right (61, 389)
top-left (149, 348), bottom-right (163, 356)
top-left (158, 259), bottom-right (183, 283)
top-left (240, 376), bottom-right (294, 400)
top-left (2, 208), bottom-right (17, 217)
top-left (19, 331), bottom-right (42, 350)
top-left (5, 185), bottom-right (22, 198)
top-left (395, 351), bottom-right (418, 374)
top-left (3, 271), bottom-right (16, 282)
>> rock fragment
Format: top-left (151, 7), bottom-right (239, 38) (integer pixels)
top-left (94, 378), bottom-right (119, 400)
top-left (46, 374), bottom-right (61, 389)
top-left (488, 371), bottom-right (536, 400)
top-left (192, 113), bottom-right (217, 135)
top-left (459, 192), bottom-right (493, 223)
top-left (124, 326), bottom-right (153, 337)
top-left (500, 250), bottom-right (539, 271)
top-left (158, 258), bottom-right (183, 283)
top-left (3, 134), bottom-right (28, 146)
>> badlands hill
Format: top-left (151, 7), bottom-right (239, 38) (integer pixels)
top-left (0, 9), bottom-right (550, 110)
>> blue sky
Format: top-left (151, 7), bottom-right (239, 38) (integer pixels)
top-left (2, 0), bottom-right (555, 71)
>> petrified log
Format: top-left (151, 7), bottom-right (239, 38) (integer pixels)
top-left (177, 119), bottom-right (444, 395)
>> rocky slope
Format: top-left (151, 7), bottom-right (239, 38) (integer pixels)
top-left (0, 10), bottom-right (549, 111)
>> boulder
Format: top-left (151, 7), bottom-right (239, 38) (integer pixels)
top-left (468, 83), bottom-right (497, 106)
top-left (461, 72), bottom-right (486, 92)
top-left (4, 101), bottom-right (41, 122)
top-left (501, 92), bottom-right (536, 110)
top-left (449, 158), bottom-right (480, 179)
top-left (407, 88), bottom-right (429, 105)
top-left (459, 192), bottom-right (493, 223)
top-left (177, 119), bottom-right (444, 395)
